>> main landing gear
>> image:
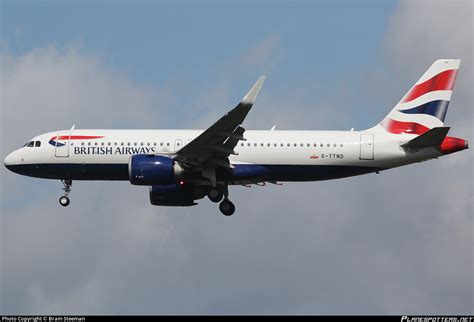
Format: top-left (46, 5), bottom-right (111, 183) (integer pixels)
top-left (208, 185), bottom-right (235, 216)
top-left (219, 198), bottom-right (235, 216)
top-left (59, 179), bottom-right (72, 207)
top-left (207, 186), bottom-right (224, 203)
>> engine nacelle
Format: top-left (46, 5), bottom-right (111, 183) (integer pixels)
top-left (129, 154), bottom-right (183, 185)
top-left (149, 184), bottom-right (207, 206)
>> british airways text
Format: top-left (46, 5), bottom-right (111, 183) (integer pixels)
top-left (74, 146), bottom-right (156, 155)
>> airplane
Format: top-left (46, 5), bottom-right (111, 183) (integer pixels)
top-left (3, 59), bottom-right (468, 216)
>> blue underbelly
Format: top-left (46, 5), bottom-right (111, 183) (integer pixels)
top-left (6, 163), bottom-right (383, 182)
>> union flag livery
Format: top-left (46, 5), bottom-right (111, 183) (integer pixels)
top-left (379, 59), bottom-right (460, 135)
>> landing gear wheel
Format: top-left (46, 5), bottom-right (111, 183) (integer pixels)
top-left (208, 187), bottom-right (223, 203)
top-left (59, 196), bottom-right (70, 207)
top-left (219, 199), bottom-right (235, 216)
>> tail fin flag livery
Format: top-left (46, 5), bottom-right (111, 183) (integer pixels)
top-left (3, 60), bottom-right (468, 216)
top-left (378, 59), bottom-right (460, 135)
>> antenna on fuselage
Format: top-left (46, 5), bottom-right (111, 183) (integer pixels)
top-left (70, 124), bottom-right (76, 130)
top-left (270, 125), bottom-right (276, 131)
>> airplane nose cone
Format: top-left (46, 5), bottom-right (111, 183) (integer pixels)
top-left (4, 153), bottom-right (13, 167)
top-left (4, 151), bottom-right (18, 171)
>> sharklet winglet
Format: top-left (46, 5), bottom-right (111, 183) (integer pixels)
top-left (241, 76), bottom-right (266, 105)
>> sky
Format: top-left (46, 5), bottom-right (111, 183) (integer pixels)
top-left (1, 0), bottom-right (473, 315)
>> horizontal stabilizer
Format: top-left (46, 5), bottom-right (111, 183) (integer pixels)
top-left (401, 127), bottom-right (450, 148)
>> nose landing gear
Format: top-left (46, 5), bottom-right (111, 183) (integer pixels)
top-left (59, 179), bottom-right (72, 207)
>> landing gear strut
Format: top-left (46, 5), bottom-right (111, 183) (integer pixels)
top-left (59, 179), bottom-right (72, 207)
top-left (218, 185), bottom-right (235, 216)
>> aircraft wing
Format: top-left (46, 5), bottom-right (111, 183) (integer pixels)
top-left (176, 76), bottom-right (265, 169)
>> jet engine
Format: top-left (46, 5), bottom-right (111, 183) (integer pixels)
top-left (129, 154), bottom-right (183, 185)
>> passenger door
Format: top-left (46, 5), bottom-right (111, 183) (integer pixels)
top-left (54, 131), bottom-right (70, 157)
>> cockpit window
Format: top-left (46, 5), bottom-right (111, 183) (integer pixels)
top-left (35, 141), bottom-right (41, 147)
top-left (26, 141), bottom-right (34, 147)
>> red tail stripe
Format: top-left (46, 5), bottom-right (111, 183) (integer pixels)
top-left (440, 136), bottom-right (468, 154)
top-left (402, 69), bottom-right (457, 103)
top-left (51, 135), bottom-right (104, 140)
top-left (381, 119), bottom-right (430, 135)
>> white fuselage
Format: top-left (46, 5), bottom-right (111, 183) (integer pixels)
top-left (4, 128), bottom-right (446, 184)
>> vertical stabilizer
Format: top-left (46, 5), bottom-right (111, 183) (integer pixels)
top-left (371, 59), bottom-right (460, 135)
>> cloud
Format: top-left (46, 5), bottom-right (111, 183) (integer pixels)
top-left (240, 35), bottom-right (282, 74)
top-left (1, 46), bottom-right (172, 143)
top-left (1, 1), bottom-right (473, 315)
